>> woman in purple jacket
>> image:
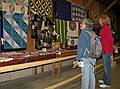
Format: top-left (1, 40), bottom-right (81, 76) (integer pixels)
top-left (99, 15), bottom-right (114, 88)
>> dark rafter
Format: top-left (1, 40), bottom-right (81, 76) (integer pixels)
top-left (104, 0), bottom-right (118, 13)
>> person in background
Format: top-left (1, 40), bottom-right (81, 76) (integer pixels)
top-left (98, 15), bottom-right (114, 88)
top-left (76, 19), bottom-right (96, 89)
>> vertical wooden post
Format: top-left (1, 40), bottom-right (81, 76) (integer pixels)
top-left (51, 63), bottom-right (55, 79)
top-left (41, 65), bottom-right (44, 72)
top-left (27, 7), bottom-right (36, 51)
top-left (34, 66), bottom-right (37, 75)
top-left (58, 62), bottom-right (61, 78)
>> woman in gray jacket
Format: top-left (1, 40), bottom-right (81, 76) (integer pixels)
top-left (76, 19), bottom-right (96, 89)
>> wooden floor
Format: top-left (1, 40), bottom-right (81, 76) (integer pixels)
top-left (59, 63), bottom-right (120, 89)
top-left (0, 62), bottom-right (120, 89)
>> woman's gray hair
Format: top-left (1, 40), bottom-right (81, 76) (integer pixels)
top-left (82, 19), bottom-right (93, 29)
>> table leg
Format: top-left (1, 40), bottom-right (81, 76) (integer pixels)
top-left (58, 62), bottom-right (61, 78)
top-left (51, 63), bottom-right (55, 79)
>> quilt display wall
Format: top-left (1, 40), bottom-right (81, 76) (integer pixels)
top-left (0, 0), bottom-right (28, 50)
top-left (55, 2), bottom-right (86, 47)
top-left (55, 19), bottom-right (79, 46)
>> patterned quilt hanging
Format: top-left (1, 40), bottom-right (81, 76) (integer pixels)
top-left (55, 19), bottom-right (67, 43)
top-left (55, 0), bottom-right (71, 21)
top-left (1, 0), bottom-right (28, 50)
top-left (67, 21), bottom-right (79, 46)
top-left (71, 4), bottom-right (86, 22)
top-left (29, 0), bottom-right (53, 18)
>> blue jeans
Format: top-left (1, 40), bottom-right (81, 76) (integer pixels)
top-left (81, 58), bottom-right (96, 89)
top-left (102, 54), bottom-right (112, 85)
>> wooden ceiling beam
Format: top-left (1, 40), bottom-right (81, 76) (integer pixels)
top-left (104, 0), bottom-right (118, 13)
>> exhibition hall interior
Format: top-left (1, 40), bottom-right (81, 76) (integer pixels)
top-left (0, 0), bottom-right (120, 89)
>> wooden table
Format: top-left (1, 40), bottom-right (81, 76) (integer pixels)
top-left (0, 50), bottom-right (76, 79)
